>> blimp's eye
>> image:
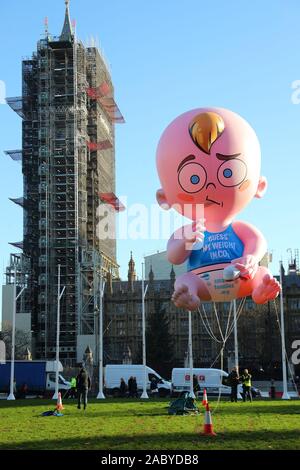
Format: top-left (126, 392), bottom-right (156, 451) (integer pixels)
top-left (223, 168), bottom-right (232, 178)
top-left (178, 163), bottom-right (207, 193)
top-left (190, 174), bottom-right (200, 185)
top-left (217, 159), bottom-right (247, 187)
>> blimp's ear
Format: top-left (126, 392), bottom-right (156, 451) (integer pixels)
top-left (156, 188), bottom-right (170, 210)
top-left (255, 176), bottom-right (268, 198)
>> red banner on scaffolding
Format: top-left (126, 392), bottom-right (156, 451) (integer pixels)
top-left (99, 193), bottom-right (126, 212)
top-left (99, 81), bottom-right (110, 96)
top-left (87, 81), bottom-right (125, 124)
top-left (86, 140), bottom-right (112, 151)
top-left (87, 81), bottom-right (111, 99)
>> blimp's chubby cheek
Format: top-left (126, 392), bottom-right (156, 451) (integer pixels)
top-left (239, 179), bottom-right (251, 191)
top-left (177, 193), bottom-right (195, 202)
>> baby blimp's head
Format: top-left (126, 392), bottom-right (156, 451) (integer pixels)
top-left (156, 107), bottom-right (267, 221)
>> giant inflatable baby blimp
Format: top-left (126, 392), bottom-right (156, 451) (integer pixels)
top-left (156, 107), bottom-right (281, 310)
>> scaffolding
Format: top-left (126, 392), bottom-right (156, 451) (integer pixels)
top-left (78, 248), bottom-right (118, 337)
top-left (5, 2), bottom-right (121, 364)
top-left (87, 82), bottom-right (125, 124)
top-left (287, 249), bottom-right (300, 274)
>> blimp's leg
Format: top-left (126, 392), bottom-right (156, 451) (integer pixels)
top-left (172, 272), bottom-right (211, 311)
top-left (237, 266), bottom-right (281, 304)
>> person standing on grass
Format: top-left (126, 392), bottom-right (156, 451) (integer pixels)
top-left (69, 376), bottom-right (77, 399)
top-left (240, 368), bottom-right (252, 402)
top-left (193, 374), bottom-right (200, 397)
top-left (128, 376), bottom-right (134, 397)
top-left (132, 377), bottom-right (138, 398)
top-left (19, 383), bottom-right (28, 399)
top-left (76, 366), bottom-right (91, 410)
top-left (228, 367), bottom-right (240, 402)
top-left (150, 377), bottom-right (159, 397)
top-left (120, 378), bottom-right (127, 397)
top-left (270, 379), bottom-right (276, 399)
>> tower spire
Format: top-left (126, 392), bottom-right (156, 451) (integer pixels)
top-left (60, 0), bottom-right (73, 42)
top-left (128, 252), bottom-right (136, 292)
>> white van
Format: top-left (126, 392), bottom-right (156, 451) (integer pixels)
top-left (171, 368), bottom-right (232, 396)
top-left (45, 361), bottom-right (71, 392)
top-left (105, 364), bottom-right (171, 397)
top-left (46, 373), bottom-right (71, 392)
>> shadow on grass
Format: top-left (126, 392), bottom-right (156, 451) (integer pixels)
top-left (19, 410), bottom-right (169, 419)
top-left (0, 400), bottom-right (55, 409)
top-left (1, 400), bottom-right (300, 419)
top-left (0, 398), bottom-right (169, 409)
top-left (1, 428), bottom-right (300, 450)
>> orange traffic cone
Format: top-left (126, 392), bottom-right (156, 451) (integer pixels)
top-left (202, 388), bottom-right (208, 406)
top-left (202, 403), bottom-right (216, 436)
top-left (56, 392), bottom-right (64, 411)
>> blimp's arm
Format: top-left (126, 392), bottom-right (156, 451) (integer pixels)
top-left (231, 221), bottom-right (267, 279)
top-left (167, 220), bottom-right (205, 265)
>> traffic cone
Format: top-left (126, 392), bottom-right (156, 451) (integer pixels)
top-left (202, 388), bottom-right (208, 406)
top-left (56, 392), bottom-right (64, 411)
top-left (202, 403), bottom-right (216, 436)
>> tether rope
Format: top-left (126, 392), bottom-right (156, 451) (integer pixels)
top-left (198, 305), bottom-right (222, 343)
top-left (197, 297), bottom-right (246, 413)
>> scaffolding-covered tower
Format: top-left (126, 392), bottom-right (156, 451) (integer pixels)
top-left (5, 1), bottom-right (123, 364)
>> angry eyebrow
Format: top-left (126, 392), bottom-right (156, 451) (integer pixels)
top-left (216, 153), bottom-right (241, 160)
top-left (177, 155), bottom-right (196, 172)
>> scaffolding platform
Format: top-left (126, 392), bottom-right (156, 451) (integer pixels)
top-left (4, 150), bottom-right (23, 162)
top-left (6, 97), bottom-right (25, 119)
top-left (9, 241), bottom-right (24, 250)
top-left (99, 193), bottom-right (126, 212)
top-left (9, 197), bottom-right (27, 208)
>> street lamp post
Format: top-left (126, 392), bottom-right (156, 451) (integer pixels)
top-left (141, 262), bottom-right (149, 399)
top-left (233, 300), bottom-right (239, 372)
top-left (279, 261), bottom-right (290, 400)
top-left (188, 310), bottom-right (195, 398)
top-left (52, 264), bottom-right (66, 400)
top-left (7, 269), bottom-right (26, 400)
top-left (97, 267), bottom-right (106, 400)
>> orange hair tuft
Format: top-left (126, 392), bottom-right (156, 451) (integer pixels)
top-left (189, 112), bottom-right (225, 154)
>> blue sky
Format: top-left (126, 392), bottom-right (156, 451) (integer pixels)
top-left (0, 0), bottom-right (300, 290)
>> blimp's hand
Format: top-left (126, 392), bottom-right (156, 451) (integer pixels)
top-left (231, 255), bottom-right (259, 280)
top-left (183, 219), bottom-right (206, 249)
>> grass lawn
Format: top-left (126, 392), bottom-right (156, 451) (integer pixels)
top-left (0, 398), bottom-right (300, 450)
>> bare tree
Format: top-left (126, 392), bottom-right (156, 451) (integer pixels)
top-left (0, 325), bottom-right (31, 360)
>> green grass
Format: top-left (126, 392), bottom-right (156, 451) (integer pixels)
top-left (0, 398), bottom-right (300, 450)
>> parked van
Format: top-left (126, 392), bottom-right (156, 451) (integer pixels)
top-left (0, 360), bottom-right (70, 395)
top-left (171, 368), bottom-right (231, 396)
top-left (105, 364), bottom-right (171, 397)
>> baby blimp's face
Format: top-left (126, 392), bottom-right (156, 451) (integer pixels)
top-left (156, 108), bottom-right (267, 222)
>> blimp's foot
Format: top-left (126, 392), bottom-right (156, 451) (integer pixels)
top-left (252, 274), bottom-right (281, 304)
top-left (172, 285), bottom-right (200, 311)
